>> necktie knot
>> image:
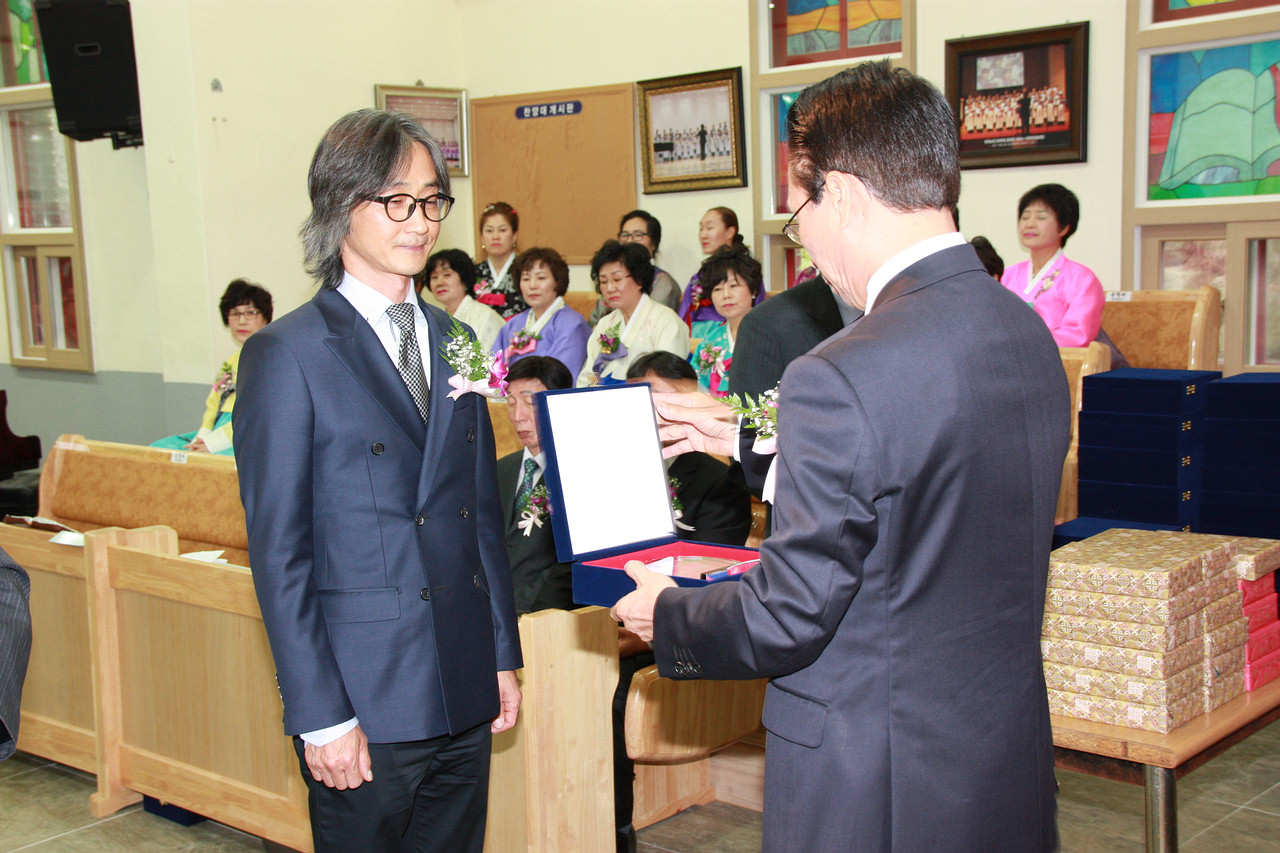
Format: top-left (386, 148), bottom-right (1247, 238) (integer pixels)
top-left (387, 301), bottom-right (415, 332)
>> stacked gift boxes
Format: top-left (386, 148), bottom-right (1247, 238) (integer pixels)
top-left (1042, 528), bottom-right (1244, 733)
top-left (1076, 369), bottom-right (1220, 530)
top-left (1201, 373), bottom-right (1280, 540)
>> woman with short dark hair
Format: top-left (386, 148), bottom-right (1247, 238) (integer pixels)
top-left (579, 241), bottom-right (688, 386)
top-left (590, 209), bottom-right (681, 323)
top-left (999, 183), bottom-right (1104, 348)
top-left (151, 278), bottom-right (273, 455)
top-left (492, 247), bottom-right (591, 378)
top-left (420, 247), bottom-right (505, 352)
top-left (473, 201), bottom-right (527, 319)
top-left (689, 244), bottom-right (763, 395)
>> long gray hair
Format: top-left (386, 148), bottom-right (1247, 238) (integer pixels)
top-left (301, 109), bottom-right (451, 289)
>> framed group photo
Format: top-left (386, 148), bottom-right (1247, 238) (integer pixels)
top-left (636, 67), bottom-right (747, 194)
top-left (375, 84), bottom-right (469, 177)
top-left (945, 22), bottom-right (1089, 169)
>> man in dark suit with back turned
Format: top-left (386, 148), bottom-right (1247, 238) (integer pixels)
top-left (615, 61), bottom-right (1067, 851)
top-left (0, 546), bottom-right (31, 761)
top-left (235, 110), bottom-right (522, 853)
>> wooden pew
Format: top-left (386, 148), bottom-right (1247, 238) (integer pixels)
top-left (1101, 285), bottom-right (1221, 370)
top-left (9, 435), bottom-right (247, 773)
top-left (1056, 342), bottom-right (1112, 524)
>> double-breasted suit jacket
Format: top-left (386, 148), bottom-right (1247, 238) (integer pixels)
top-left (235, 286), bottom-right (522, 743)
top-left (654, 245), bottom-right (1068, 851)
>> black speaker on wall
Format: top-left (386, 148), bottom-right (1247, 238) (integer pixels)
top-left (35, 0), bottom-right (143, 148)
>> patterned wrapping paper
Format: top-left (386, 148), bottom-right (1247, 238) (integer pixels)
top-left (1203, 568), bottom-right (1240, 601)
top-left (1248, 620), bottom-right (1280, 663)
top-left (1043, 660), bottom-right (1201, 706)
top-left (1042, 611), bottom-right (1201, 653)
top-left (1041, 636), bottom-right (1202, 680)
top-left (1048, 687), bottom-right (1202, 734)
top-left (1204, 618), bottom-right (1249, 659)
top-left (1240, 574), bottom-right (1277, 606)
top-left (1204, 670), bottom-right (1245, 711)
top-left (1050, 529), bottom-right (1236, 598)
top-left (1246, 648), bottom-right (1280, 691)
top-left (1202, 589), bottom-right (1246, 633)
top-left (1244, 593), bottom-right (1278, 633)
top-left (1204, 645), bottom-right (1245, 687)
top-left (1162, 532), bottom-right (1280, 581)
top-left (1045, 585), bottom-right (1204, 625)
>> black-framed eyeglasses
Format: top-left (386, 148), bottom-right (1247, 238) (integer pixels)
top-left (617, 230), bottom-right (649, 242)
top-left (368, 192), bottom-right (455, 222)
top-left (782, 192), bottom-right (818, 246)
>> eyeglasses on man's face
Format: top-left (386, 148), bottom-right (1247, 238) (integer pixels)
top-left (782, 194), bottom-right (819, 246)
top-left (617, 230), bottom-right (649, 242)
top-left (368, 192), bottom-right (455, 223)
top-left (228, 308), bottom-right (262, 320)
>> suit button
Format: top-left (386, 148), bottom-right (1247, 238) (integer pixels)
top-left (467, 429), bottom-right (475, 442)
top-left (460, 506), bottom-right (469, 518)
top-left (473, 574), bottom-right (480, 587)
top-left (371, 442), bottom-right (384, 455)
top-left (415, 514), bottom-right (425, 526)
top-left (419, 588), bottom-right (430, 600)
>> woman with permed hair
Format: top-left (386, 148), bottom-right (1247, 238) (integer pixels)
top-left (151, 278), bottom-right (272, 454)
top-left (689, 244), bottom-right (763, 395)
top-left (999, 183), bottom-right (1104, 348)
top-left (492, 247), bottom-right (591, 378)
top-left (419, 247), bottom-right (505, 353)
top-left (578, 240), bottom-right (688, 387)
top-left (473, 201), bottom-right (527, 319)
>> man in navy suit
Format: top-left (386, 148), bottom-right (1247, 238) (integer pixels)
top-left (235, 110), bottom-right (522, 853)
top-left (0, 546), bottom-right (31, 761)
top-left (616, 62), bottom-right (1066, 851)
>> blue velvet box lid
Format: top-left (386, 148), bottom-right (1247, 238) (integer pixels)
top-left (535, 383), bottom-right (756, 607)
top-left (1077, 411), bottom-right (1202, 455)
top-left (1077, 479), bottom-right (1198, 529)
top-left (1081, 368), bottom-right (1220, 416)
top-left (1077, 445), bottom-right (1200, 490)
top-left (1207, 373), bottom-right (1280, 420)
top-left (1052, 516), bottom-right (1182, 550)
top-left (1203, 419), bottom-right (1280, 468)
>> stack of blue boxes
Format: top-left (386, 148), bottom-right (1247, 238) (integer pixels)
top-left (1075, 368), bottom-right (1222, 531)
top-left (1201, 374), bottom-right (1280, 539)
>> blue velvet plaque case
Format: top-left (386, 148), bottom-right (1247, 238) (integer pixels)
top-left (1077, 411), bottom-right (1201, 455)
top-left (1203, 419), bottom-right (1280, 469)
top-left (1077, 446), bottom-right (1200, 491)
top-left (535, 383), bottom-right (757, 608)
top-left (1077, 480), bottom-right (1197, 529)
top-left (1206, 372), bottom-right (1280, 420)
top-left (1081, 368), bottom-right (1220, 416)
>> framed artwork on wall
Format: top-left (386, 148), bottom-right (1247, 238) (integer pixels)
top-left (375, 84), bottom-right (468, 177)
top-left (1142, 34), bottom-right (1280, 203)
top-left (944, 23), bottom-right (1089, 170)
top-left (762, 86), bottom-right (805, 217)
top-left (636, 67), bottom-right (747, 194)
top-left (767, 0), bottom-right (903, 70)
top-left (1153, 0), bottom-right (1280, 24)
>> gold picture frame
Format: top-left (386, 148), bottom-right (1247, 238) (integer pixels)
top-left (375, 84), bottom-right (468, 177)
top-left (636, 67), bottom-right (747, 194)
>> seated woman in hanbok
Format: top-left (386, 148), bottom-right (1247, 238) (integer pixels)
top-left (579, 240), bottom-right (688, 387)
top-left (688, 244), bottom-right (762, 396)
top-left (151, 279), bottom-right (272, 455)
top-left (493, 247), bottom-right (590, 378)
top-left (421, 248), bottom-right (505, 353)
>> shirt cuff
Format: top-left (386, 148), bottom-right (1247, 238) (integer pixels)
top-left (732, 415), bottom-right (743, 462)
top-left (300, 716), bottom-right (359, 747)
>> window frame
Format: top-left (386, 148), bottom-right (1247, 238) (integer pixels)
top-left (0, 83), bottom-right (92, 372)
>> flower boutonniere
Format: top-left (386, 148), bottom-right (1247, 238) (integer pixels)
top-left (727, 386), bottom-right (779, 454)
top-left (518, 485), bottom-right (551, 536)
top-left (506, 328), bottom-right (541, 357)
top-left (1038, 269), bottom-right (1061, 294)
top-left (668, 476), bottom-right (694, 531)
top-left (598, 321), bottom-right (623, 355)
top-left (213, 360), bottom-right (235, 397)
top-left (441, 317), bottom-right (508, 400)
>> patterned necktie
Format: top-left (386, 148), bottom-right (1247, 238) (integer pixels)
top-left (386, 302), bottom-right (429, 425)
top-left (515, 457), bottom-right (539, 513)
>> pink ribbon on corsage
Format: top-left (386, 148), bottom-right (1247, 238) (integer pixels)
top-left (504, 338), bottom-right (537, 360)
top-left (708, 356), bottom-right (732, 398)
top-left (752, 435), bottom-right (776, 456)
top-left (447, 374), bottom-right (490, 400)
top-left (488, 350), bottom-right (509, 397)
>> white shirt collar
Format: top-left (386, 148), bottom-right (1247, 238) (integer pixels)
top-left (521, 447), bottom-right (546, 472)
top-left (336, 270), bottom-right (418, 326)
top-left (864, 232), bottom-right (967, 314)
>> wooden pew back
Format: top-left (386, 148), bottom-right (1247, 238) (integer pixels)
top-left (1101, 285), bottom-right (1221, 370)
top-left (1056, 342), bottom-right (1112, 523)
top-left (38, 435), bottom-right (248, 564)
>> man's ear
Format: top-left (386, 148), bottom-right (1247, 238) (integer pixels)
top-left (824, 171), bottom-right (872, 230)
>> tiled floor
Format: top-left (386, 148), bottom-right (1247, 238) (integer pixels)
top-left (4, 726), bottom-right (1280, 851)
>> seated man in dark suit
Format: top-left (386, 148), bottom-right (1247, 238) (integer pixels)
top-left (0, 545), bottom-right (31, 761)
top-left (498, 355), bottom-right (575, 613)
top-left (626, 351), bottom-right (752, 547)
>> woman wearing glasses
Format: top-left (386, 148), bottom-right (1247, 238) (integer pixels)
top-left (419, 248), bottom-right (506, 353)
top-left (579, 241), bottom-right (688, 387)
top-left (590, 210), bottom-right (681, 324)
top-left (151, 279), bottom-right (272, 455)
top-left (473, 201), bottom-right (527, 320)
